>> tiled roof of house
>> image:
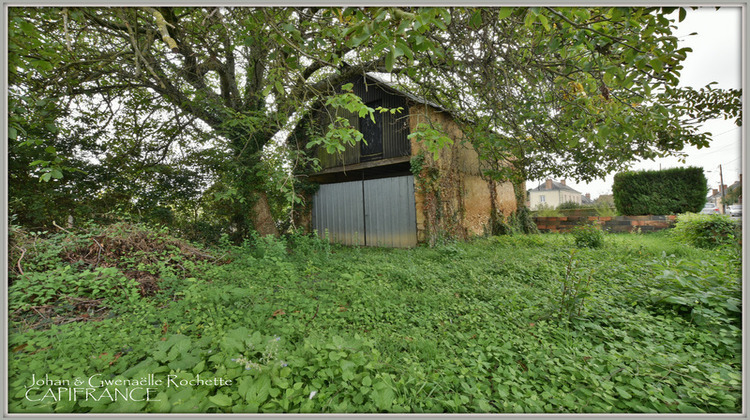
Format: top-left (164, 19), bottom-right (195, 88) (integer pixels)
top-left (530, 180), bottom-right (581, 194)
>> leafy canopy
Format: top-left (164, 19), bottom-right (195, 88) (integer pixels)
top-left (7, 6), bottom-right (742, 230)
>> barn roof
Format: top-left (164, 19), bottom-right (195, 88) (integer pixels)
top-left (363, 73), bottom-right (451, 114)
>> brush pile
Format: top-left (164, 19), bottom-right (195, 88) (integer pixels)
top-left (8, 222), bottom-right (219, 329)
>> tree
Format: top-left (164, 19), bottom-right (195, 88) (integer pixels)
top-left (8, 7), bottom-right (741, 237)
top-left (8, 7), bottom-right (453, 237)
top-left (382, 7), bottom-right (741, 211)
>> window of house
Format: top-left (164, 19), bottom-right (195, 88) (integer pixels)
top-left (540, 195), bottom-right (545, 202)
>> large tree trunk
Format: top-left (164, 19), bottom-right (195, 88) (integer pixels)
top-left (251, 191), bottom-right (279, 236)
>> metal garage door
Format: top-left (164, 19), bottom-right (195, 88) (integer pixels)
top-left (312, 175), bottom-right (417, 247)
top-left (312, 180), bottom-right (365, 246)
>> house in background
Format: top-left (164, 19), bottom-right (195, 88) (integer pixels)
top-left (528, 179), bottom-right (583, 210)
top-left (293, 74), bottom-right (518, 247)
top-left (707, 187), bottom-right (725, 212)
top-left (707, 178), bottom-right (742, 214)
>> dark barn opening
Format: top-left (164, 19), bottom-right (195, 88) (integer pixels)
top-left (359, 100), bottom-right (384, 162)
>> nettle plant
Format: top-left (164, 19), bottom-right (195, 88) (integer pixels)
top-left (671, 213), bottom-right (740, 250)
top-left (556, 251), bottom-right (593, 321)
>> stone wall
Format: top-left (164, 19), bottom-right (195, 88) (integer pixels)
top-left (409, 104), bottom-right (518, 243)
top-left (534, 215), bottom-right (677, 233)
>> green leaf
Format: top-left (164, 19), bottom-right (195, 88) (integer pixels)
top-left (677, 402), bottom-right (703, 413)
top-left (30, 59), bottom-right (53, 72)
top-left (209, 393), bottom-right (232, 407)
top-left (678, 7), bottom-right (687, 22)
top-left (470, 10), bottom-right (483, 29)
top-left (371, 40), bottom-right (389, 57)
top-left (396, 18), bottom-right (411, 35)
top-left (8, 127), bottom-right (18, 140)
top-left (538, 14), bottom-right (551, 31)
top-left (280, 22), bottom-right (295, 32)
top-left (40, 172), bottom-right (52, 182)
top-left (438, 8), bottom-right (451, 26)
top-left (392, 45), bottom-right (404, 59)
top-left (244, 375), bottom-right (271, 404)
top-left (498, 7), bottom-right (514, 20)
top-left (650, 58), bottom-right (664, 73)
top-left (50, 169), bottom-right (63, 179)
top-left (385, 49), bottom-right (395, 72)
top-left (615, 386), bottom-right (632, 399)
top-left (371, 382), bottom-right (394, 410)
top-left (18, 21), bottom-right (37, 36)
top-left (524, 11), bottom-right (536, 27)
top-left (395, 39), bottom-right (413, 62)
top-left (348, 28), bottom-right (371, 48)
top-left (151, 393), bottom-right (172, 412)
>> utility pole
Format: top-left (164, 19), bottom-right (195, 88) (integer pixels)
top-left (719, 164), bottom-right (726, 214)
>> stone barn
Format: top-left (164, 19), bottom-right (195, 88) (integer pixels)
top-left (294, 74), bottom-right (519, 247)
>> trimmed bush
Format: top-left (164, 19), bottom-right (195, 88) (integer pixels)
top-left (533, 203), bottom-right (562, 217)
top-left (557, 201), bottom-right (582, 210)
top-left (671, 213), bottom-right (741, 249)
top-left (613, 167), bottom-right (707, 215)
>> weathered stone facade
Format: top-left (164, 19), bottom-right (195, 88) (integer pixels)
top-left (409, 104), bottom-right (518, 244)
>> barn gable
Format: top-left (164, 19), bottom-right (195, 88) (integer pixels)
top-left (311, 75), bottom-right (411, 175)
top-left (297, 75), bottom-right (519, 247)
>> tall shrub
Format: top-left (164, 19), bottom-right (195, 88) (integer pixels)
top-left (612, 167), bottom-right (707, 215)
top-left (671, 213), bottom-right (741, 249)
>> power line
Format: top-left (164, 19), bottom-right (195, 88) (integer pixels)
top-left (724, 156), bottom-right (742, 165)
top-left (710, 126), bottom-right (741, 138)
top-left (699, 140), bottom-right (742, 156)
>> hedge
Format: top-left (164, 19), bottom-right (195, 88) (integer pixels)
top-left (613, 167), bottom-right (707, 215)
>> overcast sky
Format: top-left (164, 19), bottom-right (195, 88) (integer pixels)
top-left (537, 7), bottom-right (743, 198)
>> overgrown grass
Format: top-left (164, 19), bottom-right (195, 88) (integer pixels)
top-left (7, 227), bottom-right (742, 413)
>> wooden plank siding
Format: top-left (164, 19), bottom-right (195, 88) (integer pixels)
top-left (313, 76), bottom-right (411, 171)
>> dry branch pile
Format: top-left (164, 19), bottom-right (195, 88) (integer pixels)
top-left (60, 223), bottom-right (216, 296)
top-left (8, 222), bottom-right (220, 329)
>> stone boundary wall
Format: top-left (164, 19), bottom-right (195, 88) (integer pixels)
top-left (534, 215), bottom-right (677, 233)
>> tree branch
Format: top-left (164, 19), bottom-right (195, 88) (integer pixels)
top-left (544, 7), bottom-right (647, 54)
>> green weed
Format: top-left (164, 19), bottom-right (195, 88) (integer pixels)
top-left (6, 226), bottom-right (742, 413)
